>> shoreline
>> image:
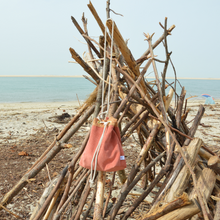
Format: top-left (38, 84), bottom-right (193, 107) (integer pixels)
top-left (1, 98), bottom-right (220, 105)
top-left (0, 75), bottom-right (220, 80)
top-left (0, 101), bottom-right (80, 110)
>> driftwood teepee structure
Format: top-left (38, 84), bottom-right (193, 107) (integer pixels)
top-left (1, 1), bottom-right (220, 220)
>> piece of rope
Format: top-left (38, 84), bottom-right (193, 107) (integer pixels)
top-left (90, 18), bottom-right (115, 186)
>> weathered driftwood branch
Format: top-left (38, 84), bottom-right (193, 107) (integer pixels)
top-left (71, 16), bottom-right (102, 58)
top-left (137, 24), bottom-right (175, 65)
top-left (106, 19), bottom-right (149, 96)
top-left (69, 47), bottom-right (100, 83)
top-left (157, 168), bottom-right (216, 220)
top-left (140, 193), bottom-right (191, 220)
top-left (164, 138), bottom-right (203, 203)
top-left (53, 170), bottom-right (90, 220)
top-left (184, 105), bottom-right (205, 146)
top-left (29, 175), bottom-right (60, 220)
top-left (87, 1), bottom-right (111, 45)
top-left (107, 152), bottom-right (165, 220)
top-left (2, 4), bottom-right (216, 219)
top-left (117, 67), bottom-right (210, 220)
top-left (208, 156), bottom-right (220, 175)
top-left (32, 166), bottom-right (68, 220)
top-left (161, 17), bottom-right (171, 97)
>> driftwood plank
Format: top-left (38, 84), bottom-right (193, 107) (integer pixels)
top-left (157, 168), bottom-right (216, 220)
top-left (164, 138), bottom-right (203, 203)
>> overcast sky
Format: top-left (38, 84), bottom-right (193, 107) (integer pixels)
top-left (1, 0), bottom-right (220, 78)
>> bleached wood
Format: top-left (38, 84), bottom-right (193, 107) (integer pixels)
top-left (208, 155), bottom-right (220, 175)
top-left (157, 168), bottom-right (216, 220)
top-left (106, 19), bottom-right (149, 97)
top-left (164, 138), bottom-right (203, 203)
top-left (93, 171), bottom-right (106, 219)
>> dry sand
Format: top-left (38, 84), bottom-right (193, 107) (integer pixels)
top-left (1, 99), bottom-right (220, 150)
top-left (1, 100), bottom-right (220, 219)
top-left (0, 101), bottom-right (80, 143)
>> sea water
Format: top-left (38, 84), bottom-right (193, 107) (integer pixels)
top-left (0, 77), bottom-right (96, 103)
top-left (0, 77), bottom-right (219, 103)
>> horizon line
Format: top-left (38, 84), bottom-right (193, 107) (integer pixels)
top-left (0, 75), bottom-right (220, 80)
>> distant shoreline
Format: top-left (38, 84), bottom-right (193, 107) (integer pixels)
top-left (0, 75), bottom-right (220, 80)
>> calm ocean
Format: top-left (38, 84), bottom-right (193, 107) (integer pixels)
top-left (0, 77), bottom-right (219, 103)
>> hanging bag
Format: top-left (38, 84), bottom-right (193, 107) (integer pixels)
top-left (79, 117), bottom-right (126, 172)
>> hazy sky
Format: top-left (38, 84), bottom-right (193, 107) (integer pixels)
top-left (1, 0), bottom-right (220, 78)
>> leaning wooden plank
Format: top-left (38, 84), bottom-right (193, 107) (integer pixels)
top-left (69, 47), bottom-right (100, 83)
top-left (157, 168), bottom-right (216, 220)
top-left (106, 19), bottom-right (149, 96)
top-left (164, 138), bottom-right (203, 203)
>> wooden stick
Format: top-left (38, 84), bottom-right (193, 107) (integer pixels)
top-left (164, 138), bottom-right (203, 203)
top-left (82, 188), bottom-right (97, 220)
top-left (107, 152), bottom-right (165, 220)
top-left (121, 110), bottom-right (150, 143)
top-left (157, 168), bottom-right (216, 220)
top-left (94, 171), bottom-right (106, 219)
top-left (82, 13), bottom-right (98, 72)
top-left (214, 193), bottom-right (220, 220)
top-left (144, 33), bottom-right (167, 124)
top-left (120, 106), bottom-right (146, 137)
top-left (0, 204), bottom-right (22, 219)
top-left (53, 171), bottom-right (90, 220)
top-left (114, 58), bottom-right (152, 118)
top-left (71, 177), bottom-right (91, 220)
top-left (87, 1), bottom-right (111, 45)
top-left (56, 131), bottom-right (90, 212)
top-left (161, 18), bottom-right (171, 97)
top-left (106, 19), bottom-right (149, 97)
top-left (116, 67), bottom-right (210, 220)
top-left (103, 172), bottom-right (115, 217)
top-left (137, 25), bottom-right (175, 65)
top-left (141, 193), bottom-right (191, 220)
top-left (208, 156), bottom-right (220, 175)
top-left (69, 47), bottom-right (100, 83)
top-left (150, 152), bottom-right (182, 210)
top-left (71, 16), bottom-right (102, 58)
top-left (176, 87), bottom-right (186, 129)
top-left (43, 188), bottom-right (62, 220)
top-left (32, 166), bottom-right (68, 220)
top-left (184, 105), bottom-right (205, 146)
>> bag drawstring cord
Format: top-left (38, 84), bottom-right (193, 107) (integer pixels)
top-left (90, 19), bottom-right (114, 187)
top-left (89, 121), bottom-right (110, 187)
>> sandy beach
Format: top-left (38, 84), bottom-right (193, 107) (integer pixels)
top-left (0, 101), bottom-right (80, 143)
top-left (1, 100), bottom-right (220, 218)
top-left (1, 99), bottom-right (220, 147)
